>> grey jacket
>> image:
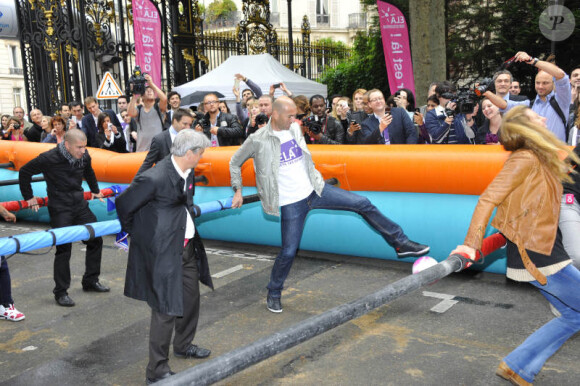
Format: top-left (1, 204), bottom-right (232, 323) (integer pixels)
top-left (230, 122), bottom-right (325, 216)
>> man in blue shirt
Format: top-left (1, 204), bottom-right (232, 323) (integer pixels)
top-left (484, 51), bottom-right (570, 142)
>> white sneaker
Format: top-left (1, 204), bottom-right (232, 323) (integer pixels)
top-left (0, 304), bottom-right (25, 322)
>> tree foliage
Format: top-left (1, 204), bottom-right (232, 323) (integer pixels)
top-left (320, 0), bottom-right (408, 97)
top-left (206, 0), bottom-right (237, 24)
top-left (447, 0), bottom-right (580, 96)
top-left (322, 0), bottom-right (580, 99)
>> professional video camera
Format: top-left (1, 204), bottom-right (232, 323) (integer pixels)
top-left (441, 88), bottom-right (478, 117)
top-left (302, 115), bottom-right (323, 135)
top-left (127, 66), bottom-right (147, 96)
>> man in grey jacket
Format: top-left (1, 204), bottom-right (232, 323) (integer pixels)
top-left (229, 97), bottom-right (429, 313)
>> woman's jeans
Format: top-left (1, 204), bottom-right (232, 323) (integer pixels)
top-left (559, 195), bottom-right (580, 268)
top-left (267, 184), bottom-right (409, 298)
top-left (503, 264), bottom-right (580, 383)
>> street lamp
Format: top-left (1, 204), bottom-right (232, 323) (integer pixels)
top-left (287, 0), bottom-right (294, 69)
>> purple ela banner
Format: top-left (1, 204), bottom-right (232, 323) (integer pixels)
top-left (133, 0), bottom-right (162, 88)
top-left (377, 1), bottom-right (415, 96)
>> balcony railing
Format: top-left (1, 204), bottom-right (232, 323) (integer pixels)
top-left (9, 67), bottom-right (24, 75)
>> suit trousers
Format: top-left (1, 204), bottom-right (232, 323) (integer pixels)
top-left (48, 204), bottom-right (103, 297)
top-left (147, 240), bottom-right (200, 378)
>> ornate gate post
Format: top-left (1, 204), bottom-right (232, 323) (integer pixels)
top-left (301, 15), bottom-right (311, 79)
top-left (237, 0), bottom-right (278, 57)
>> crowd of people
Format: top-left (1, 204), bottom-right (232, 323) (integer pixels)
top-left (1, 49), bottom-right (580, 386)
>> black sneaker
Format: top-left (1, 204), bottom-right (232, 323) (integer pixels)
top-left (396, 240), bottom-right (430, 257)
top-left (266, 295), bottom-right (283, 313)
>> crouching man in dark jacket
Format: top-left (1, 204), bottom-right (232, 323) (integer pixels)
top-left (116, 129), bottom-right (214, 384)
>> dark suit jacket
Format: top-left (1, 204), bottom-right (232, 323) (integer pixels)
top-left (81, 109), bottom-right (122, 148)
top-left (95, 131), bottom-right (128, 153)
top-left (361, 107), bottom-right (418, 144)
top-left (200, 111), bottom-right (244, 146)
top-left (163, 110), bottom-right (174, 130)
top-left (116, 157), bottom-right (213, 316)
top-left (343, 111), bottom-right (369, 144)
top-left (136, 129), bottom-right (172, 176)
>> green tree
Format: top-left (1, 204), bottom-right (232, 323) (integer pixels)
top-left (321, 0), bottom-right (410, 97)
top-left (206, 0), bottom-right (237, 24)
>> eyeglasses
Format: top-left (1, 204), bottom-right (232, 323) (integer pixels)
top-left (204, 100), bottom-right (218, 105)
top-left (369, 97), bottom-right (384, 103)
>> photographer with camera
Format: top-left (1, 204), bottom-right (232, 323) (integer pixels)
top-left (195, 93), bottom-right (243, 147)
top-left (425, 81), bottom-right (477, 144)
top-left (483, 52), bottom-right (571, 142)
top-left (303, 95), bottom-right (344, 144)
top-left (360, 89), bottom-right (417, 145)
top-left (127, 68), bottom-right (168, 152)
top-left (2, 116), bottom-right (27, 141)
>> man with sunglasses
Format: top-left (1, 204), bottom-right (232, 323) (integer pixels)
top-left (195, 93), bottom-right (243, 146)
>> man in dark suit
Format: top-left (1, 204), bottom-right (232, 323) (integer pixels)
top-left (81, 96), bottom-right (123, 147)
top-left (136, 108), bottom-right (194, 176)
top-left (116, 129), bottom-right (213, 385)
top-left (361, 89), bottom-right (417, 144)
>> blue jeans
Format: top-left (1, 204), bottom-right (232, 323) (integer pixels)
top-left (267, 184), bottom-right (409, 298)
top-left (504, 264), bottom-right (580, 383)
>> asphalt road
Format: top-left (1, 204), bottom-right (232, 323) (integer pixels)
top-left (0, 221), bottom-right (578, 385)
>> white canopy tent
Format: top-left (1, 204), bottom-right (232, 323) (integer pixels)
top-left (172, 53), bottom-right (327, 105)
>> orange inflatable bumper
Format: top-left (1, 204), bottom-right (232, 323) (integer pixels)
top-left (0, 142), bottom-right (511, 195)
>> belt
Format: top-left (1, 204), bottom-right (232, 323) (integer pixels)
top-left (515, 236), bottom-right (547, 285)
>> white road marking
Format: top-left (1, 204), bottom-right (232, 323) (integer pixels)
top-left (212, 264), bottom-right (244, 278)
top-left (423, 291), bottom-right (459, 313)
top-left (22, 346), bottom-right (38, 351)
top-left (205, 248), bottom-right (275, 262)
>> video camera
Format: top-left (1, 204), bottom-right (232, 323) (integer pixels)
top-left (302, 115), bottom-right (323, 135)
top-left (441, 88), bottom-right (478, 117)
top-left (127, 66), bottom-right (147, 96)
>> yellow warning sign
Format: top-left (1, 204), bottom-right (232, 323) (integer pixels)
top-left (96, 72), bottom-right (123, 99)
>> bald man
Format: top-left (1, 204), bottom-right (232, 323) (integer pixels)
top-left (19, 129), bottom-right (109, 307)
top-left (24, 108), bottom-right (44, 142)
top-left (484, 51), bottom-right (571, 141)
top-left (229, 97), bottom-right (429, 313)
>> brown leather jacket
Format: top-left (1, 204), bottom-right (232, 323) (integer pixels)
top-left (464, 149), bottom-right (562, 283)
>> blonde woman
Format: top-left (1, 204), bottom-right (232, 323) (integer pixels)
top-left (453, 105), bottom-right (580, 385)
top-left (352, 88), bottom-right (367, 112)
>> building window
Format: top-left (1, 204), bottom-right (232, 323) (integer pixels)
top-left (13, 88), bottom-right (23, 108)
top-left (9, 46), bottom-right (23, 75)
top-left (316, 0), bottom-right (329, 24)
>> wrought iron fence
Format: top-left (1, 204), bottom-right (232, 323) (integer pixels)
top-left (15, 0), bottom-right (351, 114)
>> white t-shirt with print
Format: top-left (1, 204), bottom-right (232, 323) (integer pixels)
top-left (272, 129), bottom-right (313, 206)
